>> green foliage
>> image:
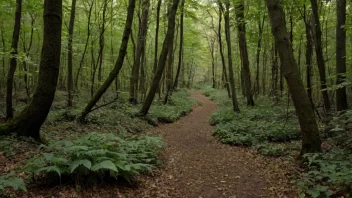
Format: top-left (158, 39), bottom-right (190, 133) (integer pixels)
top-left (0, 173), bottom-right (27, 194)
top-left (149, 91), bottom-right (198, 123)
top-left (297, 149), bottom-right (352, 198)
top-left (207, 89), bottom-right (300, 155)
top-left (25, 132), bottom-right (163, 184)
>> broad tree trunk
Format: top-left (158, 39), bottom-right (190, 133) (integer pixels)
top-left (0, 0), bottom-right (63, 139)
top-left (265, 0), bottom-right (322, 155)
top-left (235, 0), bottom-right (254, 106)
top-left (173, 0), bottom-right (185, 90)
top-left (78, 0), bottom-right (136, 121)
top-left (67, 0), bottom-right (77, 107)
top-left (220, 0), bottom-right (240, 112)
top-left (6, 0), bottom-right (22, 119)
top-left (336, 0), bottom-right (348, 111)
top-left (129, 0), bottom-right (151, 104)
top-left (310, 0), bottom-right (331, 112)
top-left (139, 0), bottom-right (180, 115)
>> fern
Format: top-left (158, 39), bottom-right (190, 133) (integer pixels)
top-left (0, 173), bottom-right (27, 194)
top-left (25, 132), bottom-right (163, 184)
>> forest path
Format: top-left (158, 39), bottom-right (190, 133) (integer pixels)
top-left (131, 91), bottom-right (292, 198)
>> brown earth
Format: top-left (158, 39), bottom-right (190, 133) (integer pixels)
top-left (8, 91), bottom-right (295, 198)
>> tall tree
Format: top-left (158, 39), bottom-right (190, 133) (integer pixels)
top-left (6, 0), bottom-right (22, 119)
top-left (78, 0), bottom-right (136, 121)
top-left (336, 0), bottom-right (348, 111)
top-left (304, 6), bottom-right (314, 108)
top-left (67, 0), bottom-right (77, 107)
top-left (129, 0), bottom-right (151, 104)
top-left (139, 0), bottom-right (181, 115)
top-left (220, 0), bottom-right (240, 112)
top-left (310, 0), bottom-right (331, 112)
top-left (234, 0), bottom-right (254, 106)
top-left (265, 0), bottom-right (322, 155)
top-left (217, 7), bottom-right (231, 98)
top-left (0, 0), bottom-right (63, 139)
top-left (173, 0), bottom-right (185, 90)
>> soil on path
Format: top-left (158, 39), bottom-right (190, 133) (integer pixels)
top-left (126, 91), bottom-right (294, 198)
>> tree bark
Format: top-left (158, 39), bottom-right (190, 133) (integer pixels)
top-left (6, 0), bottom-right (22, 119)
top-left (0, 0), bottom-right (63, 139)
top-left (220, 0), bottom-right (240, 112)
top-left (129, 0), bottom-right (151, 104)
top-left (67, 0), bottom-right (77, 107)
top-left (304, 6), bottom-right (314, 109)
top-left (173, 0), bottom-right (185, 90)
top-left (235, 0), bottom-right (254, 106)
top-left (265, 0), bottom-right (322, 155)
top-left (78, 0), bottom-right (136, 121)
top-left (139, 0), bottom-right (180, 115)
top-left (336, 0), bottom-right (348, 111)
top-left (310, 0), bottom-right (331, 112)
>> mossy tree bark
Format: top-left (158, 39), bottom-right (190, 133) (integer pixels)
top-left (139, 0), bottom-right (181, 115)
top-left (0, 0), bottom-right (63, 139)
top-left (173, 0), bottom-right (185, 90)
top-left (265, 0), bottom-right (322, 155)
top-left (78, 0), bottom-right (136, 121)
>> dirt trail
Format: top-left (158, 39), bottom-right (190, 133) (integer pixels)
top-left (129, 91), bottom-right (293, 198)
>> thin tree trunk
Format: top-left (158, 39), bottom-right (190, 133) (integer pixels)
top-left (235, 0), bottom-right (254, 106)
top-left (265, 0), bottom-right (322, 155)
top-left (78, 0), bottom-right (136, 121)
top-left (6, 0), bottom-right (22, 119)
top-left (139, 0), bottom-right (180, 115)
top-left (223, 0), bottom-right (240, 111)
top-left (255, 9), bottom-right (265, 96)
top-left (129, 0), bottom-right (151, 104)
top-left (304, 5), bottom-right (314, 108)
top-left (336, 0), bottom-right (348, 111)
top-left (173, 0), bottom-right (185, 90)
top-left (153, 0), bottom-right (162, 73)
top-left (310, 0), bottom-right (331, 112)
top-left (67, 0), bottom-right (77, 107)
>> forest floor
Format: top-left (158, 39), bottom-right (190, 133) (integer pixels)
top-left (1, 91), bottom-right (297, 198)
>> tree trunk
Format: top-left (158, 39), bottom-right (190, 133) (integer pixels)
top-left (217, 8), bottom-right (231, 98)
top-left (129, 0), bottom-right (150, 104)
top-left (6, 0), bottom-right (22, 119)
top-left (336, 0), bottom-right (348, 111)
top-left (304, 6), bottom-right (314, 108)
top-left (153, 0), bottom-right (162, 73)
top-left (0, 0), bottom-right (63, 139)
top-left (265, 0), bottom-right (322, 155)
top-left (235, 0), bottom-right (254, 106)
top-left (255, 8), bottom-right (265, 96)
top-left (220, 0), bottom-right (240, 112)
top-left (139, 0), bottom-right (180, 115)
top-left (173, 0), bottom-right (185, 90)
top-left (67, 0), bottom-right (77, 107)
top-left (78, 0), bottom-right (136, 121)
top-left (310, 0), bottom-right (331, 112)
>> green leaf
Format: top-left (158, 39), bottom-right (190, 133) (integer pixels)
top-left (36, 165), bottom-right (63, 176)
top-left (70, 159), bottom-right (92, 173)
top-left (91, 160), bottom-right (118, 172)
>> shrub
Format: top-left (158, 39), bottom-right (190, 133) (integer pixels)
top-left (25, 132), bottom-right (163, 184)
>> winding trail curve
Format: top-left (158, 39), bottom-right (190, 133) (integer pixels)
top-left (130, 91), bottom-right (293, 198)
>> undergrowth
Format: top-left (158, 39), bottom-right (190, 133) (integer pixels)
top-left (204, 86), bottom-right (352, 197)
top-left (25, 132), bottom-right (163, 185)
top-left (204, 86), bottom-right (300, 156)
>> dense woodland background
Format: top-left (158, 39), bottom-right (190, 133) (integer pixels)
top-left (0, 0), bottom-right (351, 197)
